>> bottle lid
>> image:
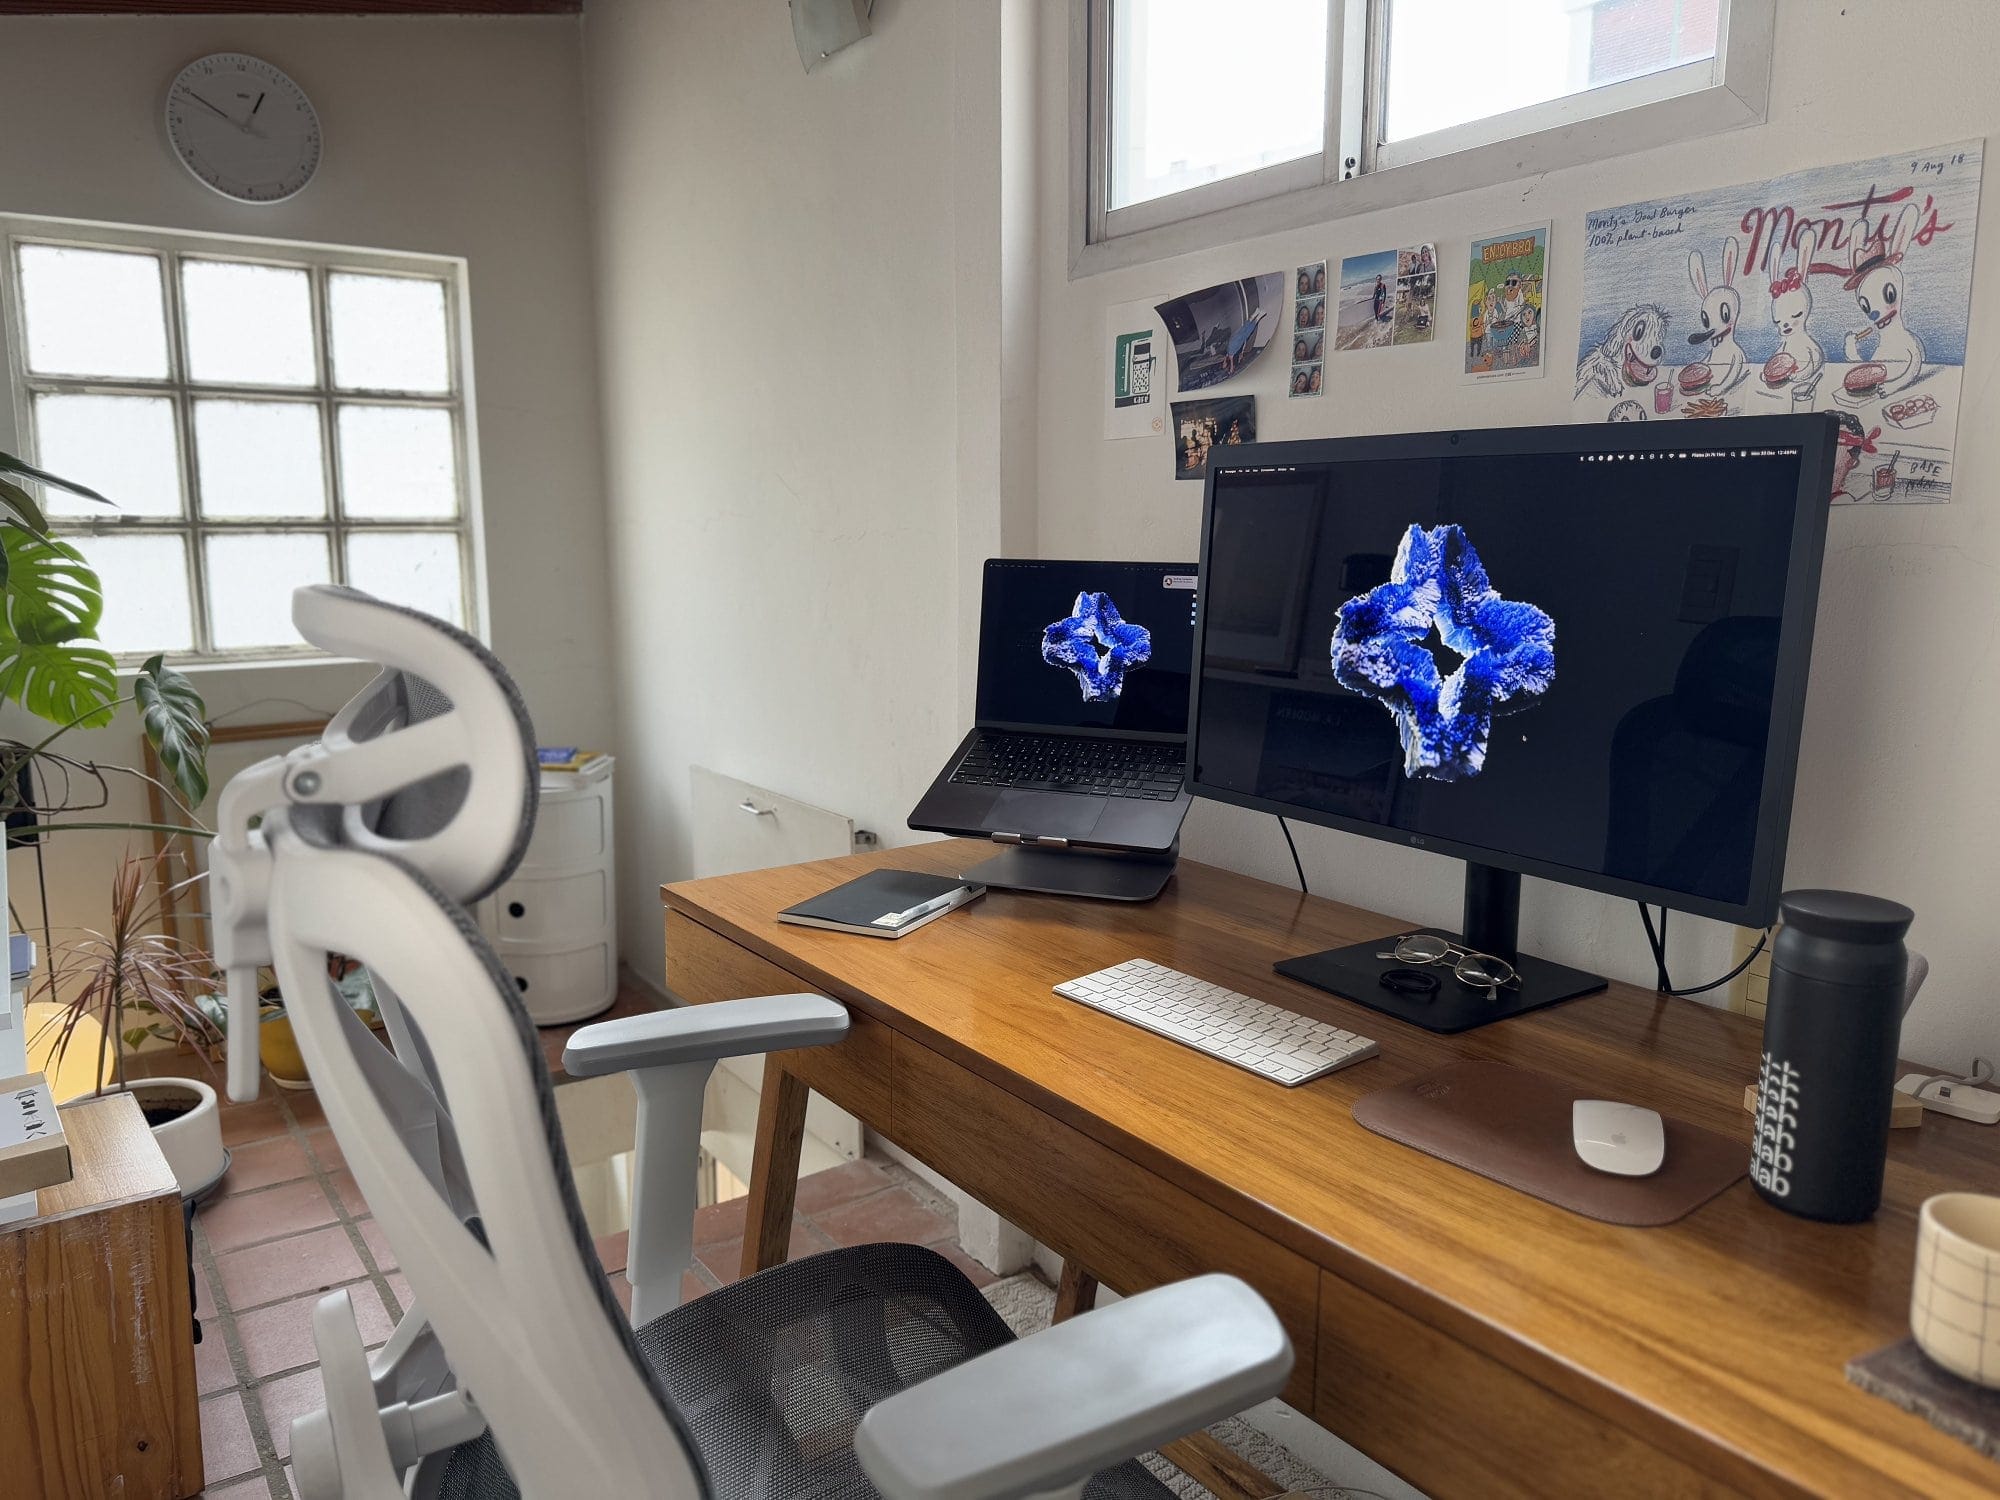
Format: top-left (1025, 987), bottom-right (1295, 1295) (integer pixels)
top-left (1778, 889), bottom-right (1913, 944)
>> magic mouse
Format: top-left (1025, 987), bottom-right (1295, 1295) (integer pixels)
top-left (1572, 1100), bottom-right (1665, 1177)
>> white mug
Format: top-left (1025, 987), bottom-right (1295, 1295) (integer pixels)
top-left (1911, 1193), bottom-right (2000, 1386)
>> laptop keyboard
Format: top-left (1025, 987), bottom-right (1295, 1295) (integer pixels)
top-left (950, 732), bottom-right (1185, 800)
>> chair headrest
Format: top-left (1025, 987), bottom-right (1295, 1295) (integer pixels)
top-left (293, 586), bottom-right (539, 902)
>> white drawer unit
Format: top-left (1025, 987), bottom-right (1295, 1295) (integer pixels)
top-left (477, 760), bottom-right (618, 1025)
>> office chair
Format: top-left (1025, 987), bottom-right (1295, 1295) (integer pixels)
top-left (213, 585), bottom-right (1293, 1500)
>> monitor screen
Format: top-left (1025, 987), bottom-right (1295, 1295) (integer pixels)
top-left (1190, 419), bottom-right (1834, 923)
top-left (977, 558), bottom-right (1199, 738)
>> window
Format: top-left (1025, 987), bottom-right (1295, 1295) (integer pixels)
top-left (1078, 0), bottom-right (1772, 270)
top-left (0, 221), bottom-right (477, 661)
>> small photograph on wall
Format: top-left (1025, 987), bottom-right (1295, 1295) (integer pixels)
top-left (1394, 245), bottom-right (1437, 346)
top-left (1335, 249), bottom-right (1398, 351)
top-left (1172, 396), bottom-right (1256, 480)
top-left (1295, 261), bottom-right (1329, 300)
top-left (1103, 298), bottom-right (1166, 440)
top-left (1155, 273), bottom-right (1285, 392)
top-left (1295, 294), bottom-right (1325, 330)
top-left (1466, 225), bottom-right (1549, 381)
top-left (1290, 326), bottom-right (1324, 397)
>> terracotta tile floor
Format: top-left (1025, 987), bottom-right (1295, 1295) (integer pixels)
top-left (190, 995), bottom-right (979, 1498)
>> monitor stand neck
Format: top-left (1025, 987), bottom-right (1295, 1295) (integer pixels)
top-left (1462, 863), bottom-right (1521, 962)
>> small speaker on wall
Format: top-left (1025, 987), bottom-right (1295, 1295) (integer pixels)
top-left (792, 0), bottom-right (873, 72)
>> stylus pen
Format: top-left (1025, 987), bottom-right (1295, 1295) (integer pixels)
top-left (882, 893), bottom-right (962, 927)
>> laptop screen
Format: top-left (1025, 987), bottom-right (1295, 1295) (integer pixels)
top-left (976, 559), bottom-right (1198, 737)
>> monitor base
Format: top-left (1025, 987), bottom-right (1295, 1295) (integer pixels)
top-left (960, 844), bottom-right (1176, 902)
top-left (1275, 930), bottom-right (1607, 1034)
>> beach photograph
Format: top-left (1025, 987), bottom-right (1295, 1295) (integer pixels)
top-left (1335, 249), bottom-right (1398, 351)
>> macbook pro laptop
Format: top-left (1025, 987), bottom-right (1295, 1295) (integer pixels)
top-left (909, 558), bottom-right (1197, 855)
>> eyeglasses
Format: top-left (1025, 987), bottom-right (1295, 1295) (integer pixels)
top-left (1375, 933), bottom-right (1520, 995)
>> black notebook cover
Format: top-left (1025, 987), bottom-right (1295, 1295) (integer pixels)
top-left (777, 869), bottom-right (983, 938)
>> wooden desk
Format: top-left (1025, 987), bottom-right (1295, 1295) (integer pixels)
top-left (0, 1092), bottom-right (204, 1499)
top-left (663, 841), bottom-right (2000, 1499)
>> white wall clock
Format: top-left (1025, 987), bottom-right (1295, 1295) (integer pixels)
top-left (166, 53), bottom-right (322, 204)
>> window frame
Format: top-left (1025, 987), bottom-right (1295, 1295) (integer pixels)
top-left (1072, 0), bottom-right (1775, 278)
top-left (0, 214), bottom-right (486, 666)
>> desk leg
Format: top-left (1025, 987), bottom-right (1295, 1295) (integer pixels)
top-left (1054, 1261), bottom-right (1099, 1321)
top-left (740, 1059), bottom-right (811, 1279)
top-left (1053, 1258), bottom-right (1283, 1500)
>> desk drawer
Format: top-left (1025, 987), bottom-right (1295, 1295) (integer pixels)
top-left (665, 909), bottom-right (892, 1129)
top-left (893, 1036), bottom-right (1318, 1411)
top-left (1314, 1272), bottom-right (1733, 1499)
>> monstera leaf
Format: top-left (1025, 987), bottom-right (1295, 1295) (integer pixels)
top-left (135, 654), bottom-right (210, 805)
top-left (0, 525), bottom-right (116, 729)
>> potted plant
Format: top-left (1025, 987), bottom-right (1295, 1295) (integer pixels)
top-left (0, 449), bottom-right (214, 1182)
top-left (35, 848), bottom-right (229, 1195)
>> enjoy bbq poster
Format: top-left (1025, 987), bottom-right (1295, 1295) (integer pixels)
top-left (1572, 140), bottom-right (1983, 504)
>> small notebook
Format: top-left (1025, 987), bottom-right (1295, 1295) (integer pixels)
top-left (778, 870), bottom-right (985, 939)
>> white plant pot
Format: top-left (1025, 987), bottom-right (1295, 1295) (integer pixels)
top-left (130, 1077), bottom-right (228, 1200)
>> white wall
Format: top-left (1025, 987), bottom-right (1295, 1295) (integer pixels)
top-left (0, 16), bottom-right (610, 939)
top-left (1033, 0), bottom-right (2000, 1072)
top-left (583, 0), bottom-right (971, 986)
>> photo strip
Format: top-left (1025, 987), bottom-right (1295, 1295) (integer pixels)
top-left (1292, 260), bottom-right (1327, 396)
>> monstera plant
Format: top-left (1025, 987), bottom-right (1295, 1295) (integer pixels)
top-left (0, 450), bottom-right (211, 815)
top-left (1, 448), bottom-right (221, 1193)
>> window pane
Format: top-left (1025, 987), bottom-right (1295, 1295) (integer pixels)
top-left (32, 393), bottom-right (182, 517)
top-left (205, 532), bottom-right (331, 651)
top-left (346, 531), bottom-right (465, 626)
top-left (1384, 0), bottom-right (1719, 144)
top-left (1108, 0), bottom-right (1327, 211)
top-left (328, 273), bottom-right (451, 393)
top-left (70, 533), bottom-right (195, 655)
top-left (181, 260), bottom-right (317, 386)
top-left (194, 400), bottom-right (327, 518)
top-left (15, 245), bottom-right (169, 379)
top-left (336, 405), bottom-right (458, 518)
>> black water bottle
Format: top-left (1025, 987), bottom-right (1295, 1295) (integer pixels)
top-left (1749, 889), bottom-right (1913, 1222)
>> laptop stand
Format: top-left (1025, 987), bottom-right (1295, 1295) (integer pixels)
top-left (959, 842), bottom-right (1178, 902)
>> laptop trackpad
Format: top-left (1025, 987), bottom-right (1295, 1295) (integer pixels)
top-left (989, 791), bottom-right (1105, 842)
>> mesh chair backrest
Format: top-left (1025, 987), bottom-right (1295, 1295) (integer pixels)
top-left (268, 829), bottom-right (709, 1497)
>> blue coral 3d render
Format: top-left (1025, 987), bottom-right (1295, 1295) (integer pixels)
top-left (1331, 524), bottom-right (1554, 780)
top-left (1043, 590), bottom-right (1153, 702)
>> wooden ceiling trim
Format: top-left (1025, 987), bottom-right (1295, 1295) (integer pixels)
top-left (0, 2), bottom-right (581, 15)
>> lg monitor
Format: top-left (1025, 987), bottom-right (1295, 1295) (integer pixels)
top-left (1190, 416), bottom-right (1837, 1033)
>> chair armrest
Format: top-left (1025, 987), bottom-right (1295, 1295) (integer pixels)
top-left (854, 1275), bottom-right (1292, 1500)
top-left (561, 994), bottom-right (848, 1077)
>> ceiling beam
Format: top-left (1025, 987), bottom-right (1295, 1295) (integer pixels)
top-left (0, 1), bottom-right (580, 14)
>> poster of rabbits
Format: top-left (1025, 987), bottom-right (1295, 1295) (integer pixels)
top-left (1573, 140), bottom-right (1983, 504)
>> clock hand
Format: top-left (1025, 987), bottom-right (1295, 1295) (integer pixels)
top-left (252, 92), bottom-right (266, 116)
top-left (184, 90), bottom-right (234, 123)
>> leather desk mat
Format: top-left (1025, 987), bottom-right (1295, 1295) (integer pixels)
top-left (1352, 1059), bottom-right (1747, 1226)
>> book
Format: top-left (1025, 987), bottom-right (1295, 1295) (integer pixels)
top-left (538, 747), bottom-right (612, 780)
top-left (778, 869), bottom-right (984, 939)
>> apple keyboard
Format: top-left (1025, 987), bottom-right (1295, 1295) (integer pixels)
top-left (1053, 958), bottom-right (1380, 1087)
